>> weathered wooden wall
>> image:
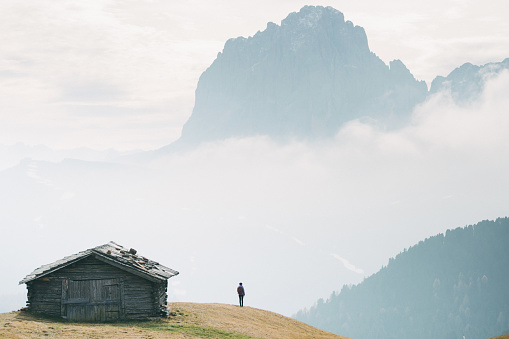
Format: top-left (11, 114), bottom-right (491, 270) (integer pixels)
top-left (155, 279), bottom-right (168, 316)
top-left (27, 279), bottom-right (62, 317)
top-left (26, 255), bottom-right (167, 320)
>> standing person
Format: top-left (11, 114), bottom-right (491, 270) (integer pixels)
top-left (237, 282), bottom-right (245, 307)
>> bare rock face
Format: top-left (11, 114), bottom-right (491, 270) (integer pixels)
top-left (430, 58), bottom-right (509, 104)
top-left (180, 6), bottom-right (428, 145)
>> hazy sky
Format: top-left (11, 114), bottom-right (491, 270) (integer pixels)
top-left (1, 0), bottom-right (509, 318)
top-left (1, 0), bottom-right (508, 150)
top-left (2, 72), bottom-right (509, 315)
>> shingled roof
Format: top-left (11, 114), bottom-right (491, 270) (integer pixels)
top-left (19, 241), bottom-right (179, 284)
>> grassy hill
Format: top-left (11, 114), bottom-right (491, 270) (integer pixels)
top-left (0, 302), bottom-right (347, 338)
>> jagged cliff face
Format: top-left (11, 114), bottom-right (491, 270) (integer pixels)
top-left (430, 58), bottom-right (509, 104)
top-left (180, 6), bottom-right (428, 144)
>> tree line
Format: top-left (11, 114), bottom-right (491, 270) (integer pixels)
top-left (295, 217), bottom-right (509, 339)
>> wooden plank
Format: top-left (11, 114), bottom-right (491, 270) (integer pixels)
top-left (120, 280), bottom-right (126, 319)
top-left (28, 255), bottom-right (165, 320)
top-left (62, 298), bottom-right (90, 304)
top-left (22, 254), bottom-right (93, 284)
top-left (92, 254), bottom-right (161, 283)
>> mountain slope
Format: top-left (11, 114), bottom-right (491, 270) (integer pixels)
top-left (178, 6), bottom-right (427, 146)
top-left (295, 218), bottom-right (509, 339)
top-left (430, 58), bottom-right (509, 104)
top-left (0, 303), bottom-right (346, 338)
top-left (160, 6), bottom-right (509, 153)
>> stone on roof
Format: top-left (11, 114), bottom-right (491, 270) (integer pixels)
top-left (19, 241), bottom-right (179, 284)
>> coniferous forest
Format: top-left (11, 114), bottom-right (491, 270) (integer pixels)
top-left (295, 218), bottom-right (509, 339)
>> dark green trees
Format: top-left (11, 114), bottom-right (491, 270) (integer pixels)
top-left (295, 218), bottom-right (509, 339)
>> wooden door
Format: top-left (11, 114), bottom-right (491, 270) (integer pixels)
top-left (62, 279), bottom-right (123, 321)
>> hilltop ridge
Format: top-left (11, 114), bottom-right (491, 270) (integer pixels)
top-left (0, 302), bottom-right (346, 338)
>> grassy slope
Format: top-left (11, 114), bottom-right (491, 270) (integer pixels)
top-left (0, 302), bottom-right (348, 338)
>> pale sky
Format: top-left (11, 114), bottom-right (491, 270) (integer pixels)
top-left (0, 0), bottom-right (508, 151)
top-left (1, 1), bottom-right (509, 316)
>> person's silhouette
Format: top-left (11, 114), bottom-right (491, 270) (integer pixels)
top-left (237, 282), bottom-right (245, 307)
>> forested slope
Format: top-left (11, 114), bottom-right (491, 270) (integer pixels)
top-left (295, 218), bottom-right (509, 339)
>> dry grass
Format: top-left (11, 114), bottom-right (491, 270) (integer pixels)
top-left (167, 303), bottom-right (347, 338)
top-left (491, 335), bottom-right (509, 339)
top-left (0, 303), bottom-right (348, 338)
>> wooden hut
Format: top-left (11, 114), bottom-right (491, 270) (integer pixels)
top-left (19, 241), bottom-right (179, 321)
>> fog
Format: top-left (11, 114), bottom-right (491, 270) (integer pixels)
top-left (1, 72), bottom-right (509, 316)
top-left (1, 1), bottom-right (508, 150)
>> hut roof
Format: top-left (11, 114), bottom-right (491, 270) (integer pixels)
top-left (19, 241), bottom-right (179, 284)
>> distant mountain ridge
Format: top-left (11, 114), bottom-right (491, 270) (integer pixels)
top-left (295, 218), bottom-right (509, 339)
top-left (161, 5), bottom-right (508, 152)
top-left (178, 6), bottom-right (427, 146)
top-left (430, 58), bottom-right (509, 104)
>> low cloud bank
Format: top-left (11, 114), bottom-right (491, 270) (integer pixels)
top-left (2, 72), bottom-right (508, 316)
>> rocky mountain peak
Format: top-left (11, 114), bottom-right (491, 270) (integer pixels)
top-left (430, 58), bottom-right (509, 104)
top-left (177, 6), bottom-right (427, 146)
top-left (281, 6), bottom-right (343, 30)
